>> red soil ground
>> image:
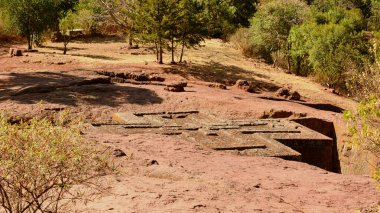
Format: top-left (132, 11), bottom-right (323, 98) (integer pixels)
top-left (0, 38), bottom-right (379, 212)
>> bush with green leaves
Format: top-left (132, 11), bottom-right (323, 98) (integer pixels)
top-left (344, 95), bottom-right (380, 183)
top-left (0, 0), bottom-right (78, 50)
top-left (249, 0), bottom-right (309, 67)
top-left (229, 28), bottom-right (255, 57)
top-left (288, 6), bottom-right (372, 88)
top-left (289, 23), bottom-right (371, 87)
top-left (0, 112), bottom-right (114, 213)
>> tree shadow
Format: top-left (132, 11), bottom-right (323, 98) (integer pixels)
top-left (163, 61), bottom-right (280, 92)
top-left (259, 96), bottom-right (345, 113)
top-left (41, 45), bottom-right (86, 52)
top-left (0, 72), bottom-right (163, 107)
top-left (71, 35), bottom-right (126, 44)
top-left (70, 54), bottom-right (121, 61)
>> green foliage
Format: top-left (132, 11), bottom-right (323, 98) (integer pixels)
top-left (0, 112), bottom-right (115, 212)
top-left (289, 23), bottom-right (371, 86)
top-left (0, 0), bottom-right (78, 49)
top-left (288, 6), bottom-right (371, 87)
top-left (134, 0), bottom-right (206, 63)
top-left (98, 0), bottom-right (136, 40)
top-left (249, 0), bottom-right (309, 64)
top-left (75, 0), bottom-right (105, 34)
top-left (59, 10), bottom-right (79, 54)
top-left (196, 0), bottom-right (256, 38)
top-left (344, 95), bottom-right (380, 183)
top-left (229, 28), bottom-right (255, 57)
top-left (368, 0), bottom-right (380, 31)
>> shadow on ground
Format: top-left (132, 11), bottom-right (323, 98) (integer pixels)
top-left (71, 54), bottom-right (121, 61)
top-left (41, 45), bottom-right (86, 52)
top-left (71, 35), bottom-right (126, 44)
top-left (164, 61), bottom-right (280, 92)
top-left (259, 96), bottom-right (345, 113)
top-left (0, 72), bottom-right (163, 107)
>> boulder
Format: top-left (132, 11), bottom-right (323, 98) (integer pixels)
top-left (165, 81), bottom-right (187, 92)
top-left (275, 88), bottom-right (290, 97)
top-left (128, 73), bottom-right (150, 81)
top-left (113, 149), bottom-right (127, 157)
top-left (208, 83), bottom-right (227, 90)
top-left (289, 91), bottom-right (301, 101)
top-left (275, 87), bottom-right (301, 101)
top-left (9, 48), bottom-right (23, 57)
top-left (234, 80), bottom-right (256, 93)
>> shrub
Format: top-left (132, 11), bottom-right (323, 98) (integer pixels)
top-left (249, 0), bottom-right (309, 67)
top-left (0, 112), bottom-right (115, 213)
top-left (229, 28), bottom-right (255, 56)
top-left (289, 10), bottom-right (372, 88)
top-left (344, 95), bottom-right (380, 183)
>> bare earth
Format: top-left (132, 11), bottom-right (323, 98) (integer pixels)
top-left (0, 38), bottom-right (379, 212)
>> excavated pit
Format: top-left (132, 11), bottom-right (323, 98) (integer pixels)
top-left (94, 111), bottom-right (340, 172)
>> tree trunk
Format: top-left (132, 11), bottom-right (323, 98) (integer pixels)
top-left (159, 45), bottom-right (163, 64)
top-left (63, 43), bottom-right (67, 55)
top-left (27, 35), bottom-right (32, 50)
top-left (155, 42), bottom-right (159, 61)
top-left (128, 37), bottom-right (133, 48)
top-left (287, 43), bottom-right (291, 73)
top-left (158, 36), bottom-right (163, 64)
top-left (296, 57), bottom-right (301, 76)
top-left (179, 40), bottom-right (185, 63)
top-left (171, 36), bottom-right (175, 64)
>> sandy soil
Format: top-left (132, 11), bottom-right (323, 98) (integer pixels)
top-left (0, 37), bottom-right (379, 212)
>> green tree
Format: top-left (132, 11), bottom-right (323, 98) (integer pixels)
top-left (288, 7), bottom-right (371, 87)
top-left (249, 0), bottom-right (309, 68)
top-left (98, 0), bottom-right (136, 46)
top-left (199, 0), bottom-right (236, 38)
top-left (198, 0), bottom-right (256, 38)
top-left (59, 11), bottom-right (78, 55)
top-left (164, 0), bottom-right (181, 64)
top-left (135, 0), bottom-right (169, 64)
top-left (0, 0), bottom-right (78, 50)
top-left (368, 0), bottom-right (380, 31)
top-left (0, 112), bottom-right (115, 212)
top-left (75, 0), bottom-right (106, 34)
top-left (177, 0), bottom-right (206, 63)
top-left (344, 95), bottom-right (380, 183)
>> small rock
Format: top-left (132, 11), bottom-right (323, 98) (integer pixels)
top-left (165, 81), bottom-right (187, 92)
top-left (235, 79), bottom-right (250, 88)
top-left (275, 87), bottom-right (301, 100)
top-left (208, 83), bottom-right (227, 90)
top-left (113, 149), bottom-right (127, 157)
top-left (149, 75), bottom-right (165, 82)
top-left (128, 73), bottom-right (150, 81)
top-left (289, 91), bottom-right (301, 101)
top-left (223, 80), bottom-right (236, 86)
top-left (275, 87), bottom-right (290, 97)
top-left (234, 80), bottom-right (256, 93)
top-left (9, 48), bottom-right (23, 57)
top-left (146, 159), bottom-right (159, 166)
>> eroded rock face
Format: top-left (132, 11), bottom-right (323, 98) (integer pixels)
top-left (275, 87), bottom-right (301, 101)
